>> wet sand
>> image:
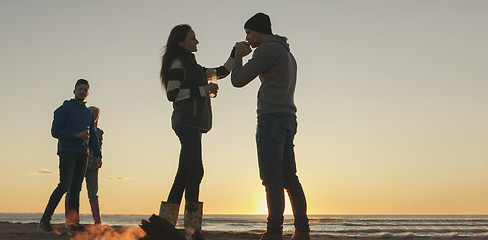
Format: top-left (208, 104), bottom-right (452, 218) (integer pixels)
top-left (1, 221), bottom-right (486, 240)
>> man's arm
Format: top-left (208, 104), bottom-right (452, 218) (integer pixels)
top-left (231, 43), bottom-right (274, 88)
top-left (51, 107), bottom-right (77, 140)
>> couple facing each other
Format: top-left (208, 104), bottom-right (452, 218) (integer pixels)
top-left (159, 13), bottom-right (310, 240)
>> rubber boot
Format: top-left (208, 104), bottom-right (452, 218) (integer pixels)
top-left (159, 201), bottom-right (180, 227)
top-left (289, 230), bottom-right (310, 240)
top-left (90, 200), bottom-right (102, 225)
top-left (184, 202), bottom-right (204, 240)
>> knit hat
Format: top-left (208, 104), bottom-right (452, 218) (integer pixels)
top-left (244, 12), bottom-right (272, 35)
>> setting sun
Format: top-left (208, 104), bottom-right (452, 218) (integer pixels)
top-left (256, 191), bottom-right (293, 215)
top-left (1, 0), bottom-right (488, 239)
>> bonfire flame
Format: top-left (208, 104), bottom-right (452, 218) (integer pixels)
top-left (71, 225), bottom-right (146, 240)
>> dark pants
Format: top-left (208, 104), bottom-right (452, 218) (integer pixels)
top-left (167, 125), bottom-right (204, 204)
top-left (66, 166), bottom-right (99, 202)
top-left (85, 167), bottom-right (99, 202)
top-left (40, 152), bottom-right (87, 223)
top-left (256, 113), bottom-right (309, 234)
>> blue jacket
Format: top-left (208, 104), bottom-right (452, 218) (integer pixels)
top-left (51, 99), bottom-right (101, 156)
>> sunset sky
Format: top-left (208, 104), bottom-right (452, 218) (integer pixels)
top-left (1, 0), bottom-right (487, 215)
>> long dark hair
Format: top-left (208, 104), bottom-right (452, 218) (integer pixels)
top-left (160, 24), bottom-right (192, 89)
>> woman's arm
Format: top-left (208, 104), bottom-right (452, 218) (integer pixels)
top-left (167, 59), bottom-right (209, 101)
top-left (203, 47), bottom-right (236, 80)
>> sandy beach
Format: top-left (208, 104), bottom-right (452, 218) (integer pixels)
top-left (2, 221), bottom-right (488, 240)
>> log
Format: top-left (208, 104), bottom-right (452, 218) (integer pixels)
top-left (139, 214), bottom-right (185, 240)
top-left (139, 214), bottom-right (205, 240)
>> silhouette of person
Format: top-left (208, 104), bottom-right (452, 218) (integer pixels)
top-left (38, 79), bottom-right (101, 233)
top-left (158, 24), bottom-right (235, 238)
top-left (231, 13), bottom-right (310, 240)
top-left (65, 106), bottom-right (103, 226)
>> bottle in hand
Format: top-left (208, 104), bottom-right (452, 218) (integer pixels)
top-left (83, 126), bottom-right (90, 145)
top-left (209, 69), bottom-right (218, 98)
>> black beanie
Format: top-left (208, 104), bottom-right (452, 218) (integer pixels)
top-left (244, 12), bottom-right (273, 35)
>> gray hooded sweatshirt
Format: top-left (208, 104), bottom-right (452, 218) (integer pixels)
top-left (231, 35), bottom-right (297, 116)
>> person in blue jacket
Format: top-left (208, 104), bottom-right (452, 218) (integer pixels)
top-left (38, 79), bottom-right (101, 233)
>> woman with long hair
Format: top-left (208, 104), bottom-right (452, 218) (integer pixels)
top-left (158, 24), bottom-right (234, 237)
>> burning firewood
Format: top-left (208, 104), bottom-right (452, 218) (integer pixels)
top-left (139, 214), bottom-right (205, 240)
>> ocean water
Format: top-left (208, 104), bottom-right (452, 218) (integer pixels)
top-left (1, 213), bottom-right (488, 238)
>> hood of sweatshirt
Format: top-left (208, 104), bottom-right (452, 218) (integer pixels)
top-left (266, 35), bottom-right (290, 52)
top-left (64, 98), bottom-right (86, 107)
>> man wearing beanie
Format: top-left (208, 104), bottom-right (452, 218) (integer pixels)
top-left (231, 13), bottom-right (310, 240)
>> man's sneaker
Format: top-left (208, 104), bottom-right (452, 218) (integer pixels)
top-left (66, 223), bottom-right (86, 232)
top-left (290, 230), bottom-right (310, 240)
top-left (38, 222), bottom-right (55, 233)
top-left (260, 231), bottom-right (283, 240)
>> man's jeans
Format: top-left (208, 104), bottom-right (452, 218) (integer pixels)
top-left (256, 113), bottom-right (309, 234)
top-left (167, 125), bottom-right (204, 204)
top-left (40, 152), bottom-right (87, 223)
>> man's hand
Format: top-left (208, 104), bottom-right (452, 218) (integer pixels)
top-left (235, 41), bottom-right (252, 57)
top-left (75, 130), bottom-right (90, 145)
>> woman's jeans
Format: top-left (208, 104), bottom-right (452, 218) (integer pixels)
top-left (256, 113), bottom-right (309, 234)
top-left (40, 152), bottom-right (87, 223)
top-left (66, 167), bottom-right (99, 202)
top-left (85, 167), bottom-right (99, 202)
top-left (167, 125), bottom-right (204, 204)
